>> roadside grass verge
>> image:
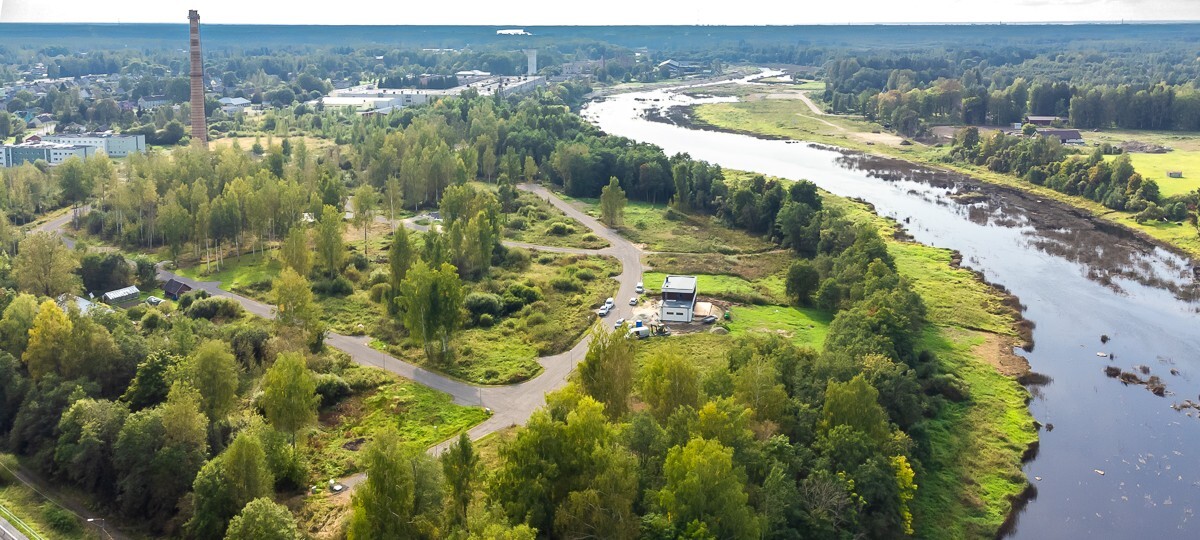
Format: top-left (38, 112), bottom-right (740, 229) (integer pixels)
top-left (0, 458), bottom-right (87, 540)
top-left (500, 189), bottom-right (610, 249)
top-left (305, 364), bottom-right (489, 481)
top-left (176, 250), bottom-right (280, 300)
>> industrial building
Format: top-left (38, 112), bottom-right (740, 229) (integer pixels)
top-left (42, 132), bottom-right (146, 157)
top-left (316, 75), bottom-right (546, 113)
top-left (660, 275), bottom-right (698, 323)
top-left (0, 141), bottom-right (96, 168)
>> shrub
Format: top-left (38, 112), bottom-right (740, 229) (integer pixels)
top-left (635, 219), bottom-right (647, 230)
top-left (178, 289), bottom-right (210, 310)
top-left (581, 233), bottom-right (600, 243)
top-left (506, 283), bottom-right (543, 304)
top-left (43, 506), bottom-right (79, 534)
top-left (140, 309), bottom-right (166, 330)
top-left (664, 207), bottom-right (683, 221)
top-left (367, 269), bottom-right (389, 286)
top-left (0, 454), bottom-right (16, 485)
top-left (313, 276), bottom-right (354, 296)
top-left (185, 296), bottom-right (245, 320)
top-left (314, 373), bottom-right (352, 407)
top-left (503, 248), bottom-right (531, 270)
top-left (126, 304), bottom-right (148, 321)
top-left (526, 312), bottom-right (548, 326)
top-left (478, 313), bottom-right (495, 328)
top-left (506, 217), bottom-right (528, 230)
top-left (465, 292), bottom-right (504, 321)
top-left (348, 252), bottom-right (369, 271)
top-left (575, 269), bottom-right (596, 281)
top-left (547, 221), bottom-right (574, 236)
top-left (549, 276), bottom-right (581, 292)
top-left (368, 282), bottom-right (391, 303)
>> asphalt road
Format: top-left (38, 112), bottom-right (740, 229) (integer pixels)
top-left (41, 184), bottom-right (644, 493)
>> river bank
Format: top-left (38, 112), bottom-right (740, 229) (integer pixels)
top-left (585, 86), bottom-right (1200, 539)
top-left (670, 89), bottom-right (1200, 260)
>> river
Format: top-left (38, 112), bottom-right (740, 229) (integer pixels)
top-left (582, 77), bottom-right (1200, 538)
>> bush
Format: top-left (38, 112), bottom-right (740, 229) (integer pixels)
top-left (549, 276), bottom-right (581, 292)
top-left (368, 282), bottom-right (391, 303)
top-left (140, 309), bottom-right (166, 330)
top-left (478, 313), bottom-right (495, 328)
top-left (314, 373), bottom-right (352, 407)
top-left (635, 219), bottom-right (647, 230)
top-left (185, 296), bottom-right (245, 320)
top-left (581, 233), bottom-right (600, 243)
top-left (0, 454), bottom-right (16, 485)
top-left (503, 248), bottom-right (531, 270)
top-left (664, 207), bottom-right (683, 221)
top-left (313, 276), bottom-right (354, 296)
top-left (465, 292), bottom-right (504, 321)
top-left (506, 217), bottom-right (528, 230)
top-left (575, 269), bottom-right (596, 281)
top-left (43, 506), bottom-right (80, 534)
top-left (526, 312), bottom-right (548, 326)
top-left (178, 289), bottom-right (210, 310)
top-left (367, 269), bottom-right (389, 286)
top-left (348, 252), bottom-right (369, 271)
top-left (126, 304), bottom-right (148, 321)
top-left (547, 221), bottom-right (575, 236)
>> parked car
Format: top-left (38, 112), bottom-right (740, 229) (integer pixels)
top-left (700, 315), bottom-right (718, 324)
top-left (604, 297), bottom-right (615, 308)
top-left (635, 282), bottom-right (644, 294)
top-left (598, 305), bottom-right (611, 317)
top-left (614, 318), bottom-right (625, 329)
top-left (146, 296), bottom-right (163, 306)
top-left (629, 297), bottom-right (638, 306)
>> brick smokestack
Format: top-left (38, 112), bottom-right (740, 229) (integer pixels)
top-left (188, 10), bottom-right (208, 147)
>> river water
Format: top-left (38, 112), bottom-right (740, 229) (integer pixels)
top-left (583, 78), bottom-right (1200, 538)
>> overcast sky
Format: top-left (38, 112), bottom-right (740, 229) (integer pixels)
top-left (2, 0), bottom-right (1198, 25)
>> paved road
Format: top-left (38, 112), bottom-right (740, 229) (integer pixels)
top-left (41, 184), bottom-right (645, 491)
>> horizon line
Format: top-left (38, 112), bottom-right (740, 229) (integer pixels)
top-left (2, 20), bottom-right (1199, 27)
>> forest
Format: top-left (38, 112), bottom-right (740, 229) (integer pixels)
top-left (0, 75), bottom-right (995, 539)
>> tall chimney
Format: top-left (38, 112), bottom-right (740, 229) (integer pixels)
top-left (188, 10), bottom-right (208, 147)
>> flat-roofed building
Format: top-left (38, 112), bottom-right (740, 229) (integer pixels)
top-left (42, 132), bottom-right (146, 157)
top-left (0, 141), bottom-right (95, 167)
top-left (660, 275), bottom-right (698, 323)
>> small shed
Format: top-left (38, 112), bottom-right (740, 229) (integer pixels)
top-left (101, 285), bottom-right (140, 305)
top-left (162, 278), bottom-right (193, 300)
top-left (1167, 171), bottom-right (1184, 179)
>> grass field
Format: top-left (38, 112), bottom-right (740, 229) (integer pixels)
top-left (175, 250), bottom-right (280, 300)
top-left (725, 304), bottom-right (831, 347)
top-left (642, 271), bottom-right (785, 305)
top-left (305, 364), bottom-right (489, 480)
top-left (911, 327), bottom-right (1038, 539)
top-left (501, 189), bottom-right (610, 249)
top-left (1107, 151), bottom-right (1200, 197)
top-left (890, 242), bottom-right (1018, 336)
top-left (378, 253), bottom-right (620, 384)
top-left (563, 196), bottom-right (775, 254)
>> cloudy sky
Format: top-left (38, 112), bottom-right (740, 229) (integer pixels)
top-left (1, 0), bottom-right (1198, 24)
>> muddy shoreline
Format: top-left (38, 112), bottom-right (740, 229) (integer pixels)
top-left (644, 103), bottom-right (1199, 302)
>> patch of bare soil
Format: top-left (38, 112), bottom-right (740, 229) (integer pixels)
top-left (973, 333), bottom-right (1031, 377)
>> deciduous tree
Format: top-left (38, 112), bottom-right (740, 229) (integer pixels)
top-left (578, 327), bottom-right (636, 419)
top-left (260, 352), bottom-right (318, 446)
top-left (278, 226), bottom-right (311, 277)
top-left (351, 184), bottom-right (377, 258)
top-left (13, 232), bottom-right (79, 297)
top-left (657, 437), bottom-right (760, 540)
top-left (22, 300), bottom-right (72, 380)
top-left (224, 498), bottom-right (301, 540)
top-left (314, 204), bottom-right (344, 279)
top-left (398, 261), bottom-right (464, 363)
top-left (187, 340), bottom-right (240, 424)
top-left (441, 432), bottom-right (479, 528)
top-left (599, 176), bottom-right (626, 228)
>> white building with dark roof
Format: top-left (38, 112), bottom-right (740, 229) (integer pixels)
top-left (660, 275), bottom-right (698, 323)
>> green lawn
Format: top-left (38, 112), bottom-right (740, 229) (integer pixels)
top-left (1107, 151), bottom-right (1200, 197)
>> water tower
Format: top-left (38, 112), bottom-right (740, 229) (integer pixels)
top-left (523, 49), bottom-right (538, 76)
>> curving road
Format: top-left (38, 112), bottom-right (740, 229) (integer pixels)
top-left (41, 184), bottom-right (643, 460)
